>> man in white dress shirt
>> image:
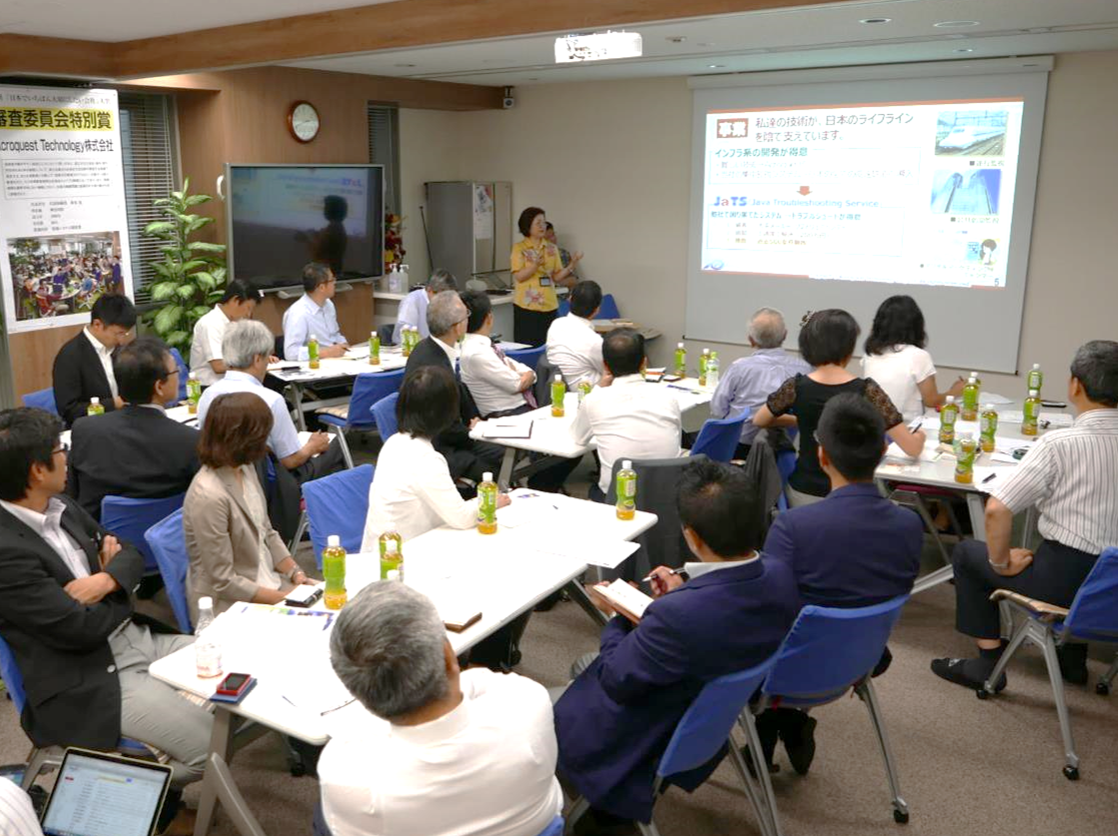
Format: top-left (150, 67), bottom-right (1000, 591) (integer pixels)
top-left (320, 582), bottom-right (563, 836)
top-left (546, 280), bottom-right (606, 389)
top-left (932, 340), bottom-right (1118, 691)
top-left (572, 329), bottom-right (683, 502)
top-left (189, 279), bottom-right (263, 386)
top-left (394, 268), bottom-right (457, 344)
top-left (459, 290), bottom-right (536, 418)
top-left (197, 320), bottom-right (342, 483)
top-left (282, 263), bottom-right (349, 362)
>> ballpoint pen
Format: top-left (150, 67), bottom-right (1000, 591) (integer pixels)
top-left (640, 568), bottom-right (683, 583)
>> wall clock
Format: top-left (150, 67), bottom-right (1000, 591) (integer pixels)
top-left (288, 101), bottom-right (320, 143)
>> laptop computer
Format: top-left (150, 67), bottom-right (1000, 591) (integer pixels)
top-left (39, 748), bottom-right (172, 836)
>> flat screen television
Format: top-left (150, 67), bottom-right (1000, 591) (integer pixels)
top-left (226, 164), bottom-right (384, 291)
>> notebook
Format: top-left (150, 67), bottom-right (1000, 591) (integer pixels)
top-left (40, 748), bottom-right (172, 836)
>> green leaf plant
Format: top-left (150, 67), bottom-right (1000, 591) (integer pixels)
top-left (141, 177), bottom-right (227, 358)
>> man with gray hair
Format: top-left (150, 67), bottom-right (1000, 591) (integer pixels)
top-left (318, 583), bottom-right (563, 836)
top-left (395, 268), bottom-right (458, 343)
top-left (706, 307), bottom-right (810, 459)
top-left (197, 319), bottom-right (343, 483)
top-left (404, 291), bottom-right (504, 482)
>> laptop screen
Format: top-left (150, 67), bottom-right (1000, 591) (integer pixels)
top-left (40, 749), bottom-right (171, 836)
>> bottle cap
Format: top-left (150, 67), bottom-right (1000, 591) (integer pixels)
top-left (702, 348), bottom-right (709, 354)
top-left (983, 403), bottom-right (993, 410)
top-left (91, 396), bottom-right (99, 404)
top-left (198, 596), bottom-right (213, 610)
top-left (188, 372), bottom-right (196, 380)
top-left (327, 534), bottom-right (340, 547)
top-left (554, 374), bottom-right (563, 382)
top-left (387, 570), bottom-right (400, 582)
top-left (1029, 389), bottom-right (1039, 396)
top-left (623, 460), bottom-right (632, 469)
top-left (946, 395), bottom-right (955, 402)
top-left (483, 472), bottom-right (493, 482)
top-left (968, 375), bottom-right (976, 382)
top-left (383, 538), bottom-right (398, 554)
top-left (677, 342), bottom-right (684, 348)
top-left (1033, 363), bottom-right (1041, 369)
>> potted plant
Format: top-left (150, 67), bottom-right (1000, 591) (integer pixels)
top-left (143, 178), bottom-right (227, 358)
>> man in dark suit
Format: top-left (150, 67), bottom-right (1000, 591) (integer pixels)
top-left (52, 293), bottom-right (136, 427)
top-left (67, 337), bottom-right (200, 520)
top-left (554, 460), bottom-right (799, 831)
top-left (756, 393), bottom-right (923, 775)
top-left (404, 290), bottom-right (503, 482)
top-left (0, 407), bottom-right (211, 835)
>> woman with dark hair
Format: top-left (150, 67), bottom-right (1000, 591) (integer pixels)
top-left (183, 392), bottom-right (316, 619)
top-left (752, 309), bottom-right (927, 507)
top-left (360, 366), bottom-right (511, 550)
top-left (510, 206), bottom-right (583, 345)
top-left (862, 295), bottom-right (964, 421)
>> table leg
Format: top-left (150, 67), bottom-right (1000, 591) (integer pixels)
top-left (497, 448), bottom-right (517, 491)
top-left (290, 383), bottom-right (307, 431)
top-left (565, 580), bottom-right (609, 628)
top-left (193, 707), bottom-right (236, 836)
top-left (967, 492), bottom-right (987, 541)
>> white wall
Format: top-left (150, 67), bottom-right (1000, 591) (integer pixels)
top-left (400, 51), bottom-right (1118, 397)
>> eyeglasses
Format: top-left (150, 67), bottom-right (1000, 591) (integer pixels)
top-left (53, 440), bottom-right (70, 455)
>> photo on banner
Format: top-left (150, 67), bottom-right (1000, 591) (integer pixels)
top-left (0, 85), bottom-right (133, 334)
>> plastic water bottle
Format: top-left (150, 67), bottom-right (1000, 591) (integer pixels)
top-left (616, 460), bottom-right (637, 521)
top-left (322, 535), bottom-right (347, 609)
top-left (87, 396), bottom-right (105, 416)
top-left (980, 404), bottom-right (998, 453)
top-left (674, 342), bottom-right (687, 377)
top-left (551, 374), bottom-right (566, 418)
top-left (698, 349), bottom-right (710, 387)
top-left (1027, 363), bottom-right (1043, 394)
top-left (939, 396), bottom-right (958, 444)
top-left (954, 434), bottom-right (977, 485)
top-left (186, 373), bottom-right (201, 414)
top-left (308, 335), bottom-right (320, 369)
top-left (378, 531), bottom-right (402, 579)
top-left (477, 472), bottom-right (498, 535)
top-left (706, 351), bottom-right (720, 391)
top-left (369, 331), bottom-right (381, 366)
top-left (1022, 389), bottom-right (1041, 436)
top-left (961, 375), bottom-right (980, 421)
top-left (194, 596), bottom-right (223, 679)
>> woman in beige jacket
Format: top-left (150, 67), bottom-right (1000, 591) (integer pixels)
top-left (183, 392), bottom-right (316, 620)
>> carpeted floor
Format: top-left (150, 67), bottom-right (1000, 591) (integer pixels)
top-left (3, 441), bottom-right (1116, 835)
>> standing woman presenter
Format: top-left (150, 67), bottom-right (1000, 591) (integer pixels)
top-left (510, 207), bottom-right (582, 345)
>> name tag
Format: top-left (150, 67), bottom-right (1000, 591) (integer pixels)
top-left (539, 277), bottom-right (552, 287)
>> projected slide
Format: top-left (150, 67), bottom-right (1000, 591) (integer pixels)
top-left (700, 99), bottom-right (1024, 289)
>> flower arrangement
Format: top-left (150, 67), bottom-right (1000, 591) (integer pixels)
top-left (384, 214), bottom-right (406, 271)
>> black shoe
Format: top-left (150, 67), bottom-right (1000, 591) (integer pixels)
top-left (1057, 644), bottom-right (1089, 685)
top-left (931, 657), bottom-right (1006, 692)
top-left (780, 713), bottom-right (818, 776)
top-left (741, 710), bottom-right (780, 778)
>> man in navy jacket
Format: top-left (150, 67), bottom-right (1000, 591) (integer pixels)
top-left (757, 393), bottom-right (923, 774)
top-left (554, 460), bottom-right (799, 828)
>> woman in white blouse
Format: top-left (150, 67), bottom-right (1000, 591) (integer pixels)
top-left (861, 295), bottom-right (964, 422)
top-left (361, 366), bottom-right (511, 551)
top-left (183, 392), bottom-right (317, 621)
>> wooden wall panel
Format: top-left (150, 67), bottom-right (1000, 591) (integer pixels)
top-left (10, 325), bottom-right (83, 403)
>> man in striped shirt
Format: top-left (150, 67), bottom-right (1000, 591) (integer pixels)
top-left (932, 340), bottom-right (1118, 691)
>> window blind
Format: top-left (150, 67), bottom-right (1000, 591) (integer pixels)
top-left (367, 104), bottom-right (400, 214)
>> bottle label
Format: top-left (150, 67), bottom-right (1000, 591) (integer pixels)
top-left (478, 487), bottom-right (497, 523)
top-left (981, 415), bottom-right (997, 435)
top-left (620, 476), bottom-right (636, 499)
top-left (195, 642), bottom-right (223, 678)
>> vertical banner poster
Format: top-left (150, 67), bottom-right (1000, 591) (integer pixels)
top-left (0, 86), bottom-right (132, 334)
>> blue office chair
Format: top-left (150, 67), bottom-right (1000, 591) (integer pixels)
top-left (0, 635), bottom-right (151, 790)
top-left (565, 656), bottom-right (779, 836)
top-left (144, 508), bottom-right (192, 633)
top-left (301, 465), bottom-right (374, 568)
top-left (316, 369), bottom-right (405, 468)
top-left (169, 347), bottom-right (189, 403)
top-left (775, 449), bottom-right (796, 512)
top-left (505, 345), bottom-right (546, 374)
top-left (595, 293), bottom-right (621, 320)
top-left (537, 817), bottom-right (564, 836)
top-left (689, 410), bottom-right (750, 462)
top-left (21, 387), bottom-right (58, 416)
top-left (557, 299), bottom-right (571, 317)
top-left (101, 493), bottom-right (187, 574)
top-left (371, 392), bottom-right (399, 441)
top-left (750, 596), bottom-right (912, 831)
top-left (979, 546), bottom-right (1118, 780)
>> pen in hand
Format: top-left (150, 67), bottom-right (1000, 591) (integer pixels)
top-left (641, 568), bottom-right (683, 583)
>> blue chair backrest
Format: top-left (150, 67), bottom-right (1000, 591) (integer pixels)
top-left (144, 508), bottom-right (192, 633)
top-left (348, 369), bottom-right (405, 430)
top-left (762, 596), bottom-right (909, 704)
top-left (371, 392), bottom-right (399, 441)
top-left (595, 293), bottom-right (620, 320)
top-left (505, 345), bottom-right (546, 373)
top-left (101, 493), bottom-right (187, 573)
top-left (689, 410), bottom-right (750, 462)
top-left (557, 299), bottom-right (570, 317)
top-left (21, 387), bottom-right (58, 416)
top-left (0, 635), bottom-right (27, 715)
top-left (1065, 546), bottom-right (1118, 643)
top-left (535, 816), bottom-right (564, 836)
top-left (169, 348), bottom-right (189, 403)
top-left (302, 465), bottom-right (374, 567)
top-left (657, 657), bottom-right (776, 781)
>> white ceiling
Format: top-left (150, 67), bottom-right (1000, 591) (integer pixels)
top-left (0, 0), bottom-right (401, 42)
top-left (283, 0), bottom-right (1118, 86)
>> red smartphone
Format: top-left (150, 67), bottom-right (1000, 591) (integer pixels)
top-left (216, 672), bottom-right (253, 697)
